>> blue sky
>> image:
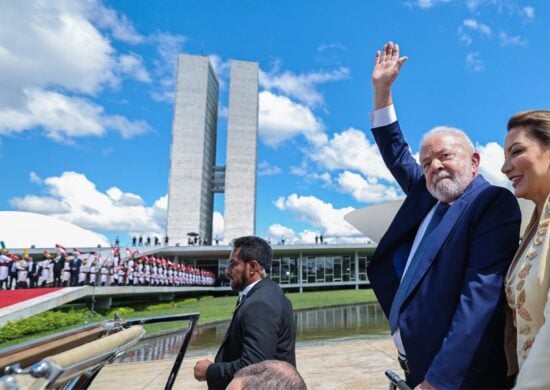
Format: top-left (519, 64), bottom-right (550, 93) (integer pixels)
top-left (0, 0), bottom-right (547, 247)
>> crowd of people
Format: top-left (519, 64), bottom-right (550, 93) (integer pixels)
top-left (0, 246), bottom-right (216, 290)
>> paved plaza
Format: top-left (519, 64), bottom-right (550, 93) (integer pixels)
top-left (91, 337), bottom-right (400, 390)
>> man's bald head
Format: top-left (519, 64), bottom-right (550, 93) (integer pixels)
top-left (227, 360), bottom-right (307, 390)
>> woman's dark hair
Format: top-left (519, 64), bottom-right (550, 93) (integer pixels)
top-left (507, 110), bottom-right (550, 146)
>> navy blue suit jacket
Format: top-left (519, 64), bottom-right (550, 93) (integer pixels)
top-left (206, 277), bottom-right (296, 389)
top-left (367, 121), bottom-right (521, 389)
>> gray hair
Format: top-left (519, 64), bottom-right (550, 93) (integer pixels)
top-left (420, 126), bottom-right (475, 152)
top-left (233, 360), bottom-right (307, 390)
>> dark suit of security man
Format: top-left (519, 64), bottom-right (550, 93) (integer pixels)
top-left (367, 42), bottom-right (521, 389)
top-left (193, 236), bottom-right (296, 389)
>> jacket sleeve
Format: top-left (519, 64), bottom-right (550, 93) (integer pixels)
top-left (206, 301), bottom-right (279, 389)
top-left (371, 121), bottom-right (424, 195)
top-left (425, 189), bottom-right (521, 389)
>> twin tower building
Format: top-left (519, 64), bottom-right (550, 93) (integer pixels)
top-left (166, 55), bottom-right (259, 246)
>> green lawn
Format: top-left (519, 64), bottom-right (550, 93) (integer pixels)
top-left (0, 288), bottom-right (377, 348)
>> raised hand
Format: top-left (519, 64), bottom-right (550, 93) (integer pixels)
top-left (372, 41), bottom-right (408, 109)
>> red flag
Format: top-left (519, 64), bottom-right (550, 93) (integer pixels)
top-left (55, 244), bottom-right (67, 255)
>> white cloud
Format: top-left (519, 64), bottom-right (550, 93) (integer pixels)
top-left (149, 32), bottom-right (186, 102)
top-left (406, 0), bottom-right (453, 9)
top-left (289, 162), bottom-right (332, 186)
top-left (309, 128), bottom-right (395, 182)
top-left (258, 161), bottom-right (282, 176)
top-left (268, 224), bottom-right (297, 243)
top-left (462, 19), bottom-right (492, 36)
top-left (290, 163), bottom-right (308, 177)
top-left (86, 0), bottom-right (145, 44)
top-left (337, 171), bottom-right (403, 203)
top-left (10, 196), bottom-right (71, 214)
top-left (208, 54), bottom-right (231, 89)
top-left (213, 211), bottom-right (224, 242)
top-left (274, 193), bottom-right (361, 238)
top-left (268, 223), bottom-right (370, 244)
top-left (258, 91), bottom-right (326, 146)
top-left (317, 43), bottom-right (347, 52)
top-left (29, 172), bottom-right (42, 184)
top-left (117, 53), bottom-right (151, 82)
top-left (459, 18), bottom-right (492, 46)
top-left (462, 19), bottom-right (491, 36)
top-left (106, 187), bottom-right (145, 207)
top-left (308, 172), bottom-right (333, 187)
top-left (0, 89), bottom-right (150, 141)
top-left (522, 6), bottom-right (535, 19)
top-left (499, 31), bottom-right (527, 47)
top-left (477, 142), bottom-right (511, 188)
top-left (218, 103), bottom-right (228, 119)
top-left (0, 0), bottom-right (152, 141)
top-left (260, 67), bottom-right (349, 108)
top-left (9, 171), bottom-right (167, 237)
top-left (465, 0), bottom-right (484, 12)
top-left (465, 52), bottom-right (485, 72)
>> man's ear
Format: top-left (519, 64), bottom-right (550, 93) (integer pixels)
top-left (249, 260), bottom-right (261, 274)
top-left (471, 152), bottom-right (481, 173)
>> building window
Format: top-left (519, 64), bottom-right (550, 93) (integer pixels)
top-left (358, 256), bottom-right (367, 281)
top-left (271, 258), bottom-right (281, 284)
top-left (334, 256), bottom-right (342, 282)
top-left (271, 257), bottom-right (298, 285)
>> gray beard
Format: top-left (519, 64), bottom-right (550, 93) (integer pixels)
top-left (428, 171), bottom-right (471, 202)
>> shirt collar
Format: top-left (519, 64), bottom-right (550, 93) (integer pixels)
top-left (240, 278), bottom-right (262, 298)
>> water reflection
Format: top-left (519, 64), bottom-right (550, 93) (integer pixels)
top-left (116, 302), bottom-right (388, 363)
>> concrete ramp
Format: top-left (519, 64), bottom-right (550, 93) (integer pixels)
top-left (0, 286), bottom-right (227, 327)
top-left (0, 287), bottom-right (92, 327)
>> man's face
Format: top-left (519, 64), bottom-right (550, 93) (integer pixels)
top-left (420, 132), bottom-right (479, 203)
top-left (226, 247), bottom-right (250, 292)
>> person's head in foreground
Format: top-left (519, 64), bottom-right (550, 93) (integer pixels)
top-left (226, 236), bottom-right (272, 292)
top-left (501, 110), bottom-right (550, 211)
top-left (226, 360), bottom-right (307, 390)
top-left (420, 126), bottom-right (480, 203)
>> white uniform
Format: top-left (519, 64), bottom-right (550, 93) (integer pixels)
top-left (0, 255), bottom-right (9, 282)
top-left (88, 264), bottom-right (97, 285)
top-left (79, 263), bottom-right (88, 285)
top-left (16, 260), bottom-right (28, 284)
top-left (100, 265), bottom-right (109, 285)
top-left (61, 262), bottom-right (70, 284)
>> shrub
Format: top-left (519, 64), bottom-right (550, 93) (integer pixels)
top-left (105, 307), bottom-right (135, 318)
top-left (145, 302), bottom-right (175, 311)
top-left (0, 309), bottom-right (88, 344)
top-left (175, 298), bottom-right (198, 306)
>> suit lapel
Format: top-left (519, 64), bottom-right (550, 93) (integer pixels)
top-left (215, 278), bottom-right (270, 361)
top-left (375, 182), bottom-right (435, 259)
top-left (401, 176), bottom-right (489, 304)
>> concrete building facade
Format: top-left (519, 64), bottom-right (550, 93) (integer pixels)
top-left (223, 61), bottom-right (259, 242)
top-left (166, 55), bottom-right (259, 245)
top-left (167, 55), bottom-right (219, 245)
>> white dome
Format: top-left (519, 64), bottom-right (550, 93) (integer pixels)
top-left (0, 211), bottom-right (109, 248)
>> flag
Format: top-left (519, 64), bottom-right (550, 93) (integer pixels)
top-left (111, 245), bottom-right (120, 256)
top-left (55, 244), bottom-right (67, 255)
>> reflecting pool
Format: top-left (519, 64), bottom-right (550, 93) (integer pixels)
top-left (116, 302), bottom-right (388, 363)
